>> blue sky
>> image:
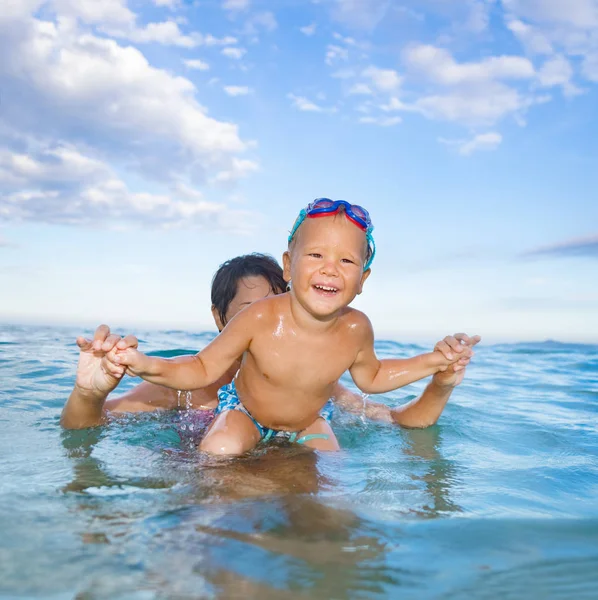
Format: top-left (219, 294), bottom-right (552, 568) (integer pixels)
top-left (0, 0), bottom-right (596, 343)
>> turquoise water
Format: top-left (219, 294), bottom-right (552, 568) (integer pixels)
top-left (1, 324), bottom-right (597, 599)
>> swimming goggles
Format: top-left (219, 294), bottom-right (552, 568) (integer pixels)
top-left (288, 198), bottom-right (376, 270)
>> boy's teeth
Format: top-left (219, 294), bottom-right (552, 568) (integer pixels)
top-left (315, 285), bottom-right (337, 292)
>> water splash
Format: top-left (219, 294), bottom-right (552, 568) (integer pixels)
top-left (361, 393), bottom-right (369, 423)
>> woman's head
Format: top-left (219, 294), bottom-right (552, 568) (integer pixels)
top-left (211, 253), bottom-right (287, 330)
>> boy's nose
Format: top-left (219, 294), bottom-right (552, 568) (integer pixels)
top-left (320, 260), bottom-right (339, 276)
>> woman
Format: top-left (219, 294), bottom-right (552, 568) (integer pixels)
top-left (61, 254), bottom-right (476, 431)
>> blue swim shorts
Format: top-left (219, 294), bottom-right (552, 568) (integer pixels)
top-left (215, 380), bottom-right (334, 445)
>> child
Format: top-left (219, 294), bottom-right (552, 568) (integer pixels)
top-left (113, 199), bottom-right (474, 454)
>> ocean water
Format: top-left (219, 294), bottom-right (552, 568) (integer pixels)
top-left (0, 324), bottom-right (597, 599)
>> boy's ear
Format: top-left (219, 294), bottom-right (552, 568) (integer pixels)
top-left (282, 251), bottom-right (292, 283)
top-left (357, 268), bottom-right (371, 295)
top-left (211, 305), bottom-right (225, 332)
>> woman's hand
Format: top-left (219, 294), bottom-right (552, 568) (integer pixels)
top-left (432, 333), bottom-right (481, 387)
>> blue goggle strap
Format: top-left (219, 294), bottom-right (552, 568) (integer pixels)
top-left (288, 209), bottom-right (307, 244)
top-left (364, 229), bottom-right (376, 271)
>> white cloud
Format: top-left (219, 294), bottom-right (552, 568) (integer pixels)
top-left (439, 132), bottom-right (503, 155)
top-left (502, 0), bottom-right (598, 29)
top-left (397, 45), bottom-right (548, 126)
top-left (223, 0), bottom-right (250, 11)
top-left (504, 1), bottom-right (598, 85)
top-left (184, 58), bottom-right (210, 71)
top-left (537, 55), bottom-right (581, 95)
top-left (244, 12), bottom-right (277, 34)
top-left (331, 68), bottom-right (356, 79)
top-left (330, 0), bottom-right (391, 31)
top-left (582, 52), bottom-right (598, 81)
top-left (104, 21), bottom-right (236, 49)
top-left (0, 13), bottom-right (252, 186)
top-left (359, 116), bottom-right (402, 126)
top-left (404, 45), bottom-right (535, 85)
top-left (0, 0), bottom-right (44, 22)
top-left (380, 97), bottom-right (413, 112)
top-left (362, 66), bottom-right (402, 91)
top-left (51, 0), bottom-right (135, 25)
top-left (0, 145), bottom-right (108, 185)
top-left (223, 85), bottom-right (252, 96)
top-left (332, 32), bottom-right (361, 47)
top-left (0, 143), bottom-right (249, 229)
top-left (326, 45), bottom-right (349, 66)
top-left (287, 94), bottom-right (324, 112)
top-left (202, 34), bottom-right (238, 46)
top-left (222, 47), bottom-right (247, 59)
top-left (467, 0), bottom-right (493, 33)
top-left (521, 233), bottom-right (598, 258)
top-left (349, 83), bottom-right (373, 95)
top-left (212, 157), bottom-right (259, 184)
top-left (378, 85), bottom-right (547, 127)
top-left (154, 0), bottom-right (180, 7)
top-left (107, 20), bottom-right (197, 47)
top-left (506, 18), bottom-right (554, 54)
top-left (414, 83), bottom-right (537, 126)
top-left (300, 23), bottom-right (317, 36)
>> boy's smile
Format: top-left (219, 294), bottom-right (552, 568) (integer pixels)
top-left (283, 213), bottom-right (371, 319)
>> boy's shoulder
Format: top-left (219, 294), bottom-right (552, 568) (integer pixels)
top-left (339, 306), bottom-right (373, 334)
top-left (240, 293), bottom-right (288, 321)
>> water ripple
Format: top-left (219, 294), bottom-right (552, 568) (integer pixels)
top-left (1, 325), bottom-right (597, 598)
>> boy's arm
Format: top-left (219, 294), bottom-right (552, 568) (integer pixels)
top-left (114, 303), bottom-right (258, 390)
top-left (335, 333), bottom-right (479, 425)
top-left (349, 318), bottom-right (469, 394)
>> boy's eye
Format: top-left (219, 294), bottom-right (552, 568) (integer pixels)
top-left (308, 253), bottom-right (322, 258)
top-left (341, 258), bottom-right (355, 264)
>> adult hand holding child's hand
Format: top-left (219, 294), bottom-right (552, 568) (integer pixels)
top-left (74, 324), bottom-right (130, 398)
top-left (433, 333), bottom-right (481, 387)
top-left (110, 337), bottom-right (149, 378)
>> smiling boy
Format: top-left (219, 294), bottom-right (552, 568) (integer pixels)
top-left (113, 199), bottom-right (475, 454)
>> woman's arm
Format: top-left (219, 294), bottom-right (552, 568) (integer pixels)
top-left (61, 325), bottom-right (194, 429)
top-left (390, 334), bottom-right (480, 427)
top-left (61, 325), bottom-right (132, 429)
top-left (333, 371), bottom-right (466, 427)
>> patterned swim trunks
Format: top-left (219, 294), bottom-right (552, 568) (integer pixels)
top-left (215, 380), bottom-right (334, 444)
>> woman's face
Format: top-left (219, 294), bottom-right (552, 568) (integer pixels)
top-left (213, 275), bottom-right (278, 330)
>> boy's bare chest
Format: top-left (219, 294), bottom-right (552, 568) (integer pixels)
top-left (249, 327), bottom-right (358, 386)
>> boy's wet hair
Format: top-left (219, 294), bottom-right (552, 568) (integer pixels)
top-left (211, 253), bottom-right (287, 327)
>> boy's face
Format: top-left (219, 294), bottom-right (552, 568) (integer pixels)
top-left (283, 214), bottom-right (370, 319)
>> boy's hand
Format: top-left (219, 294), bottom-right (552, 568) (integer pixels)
top-left (433, 333), bottom-right (481, 387)
top-left (111, 341), bottom-right (151, 378)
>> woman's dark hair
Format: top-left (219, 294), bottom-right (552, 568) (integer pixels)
top-left (211, 253), bottom-right (287, 327)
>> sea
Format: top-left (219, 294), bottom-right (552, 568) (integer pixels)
top-left (0, 324), bottom-right (597, 599)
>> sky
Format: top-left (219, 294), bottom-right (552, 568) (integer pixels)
top-left (0, 0), bottom-right (597, 344)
